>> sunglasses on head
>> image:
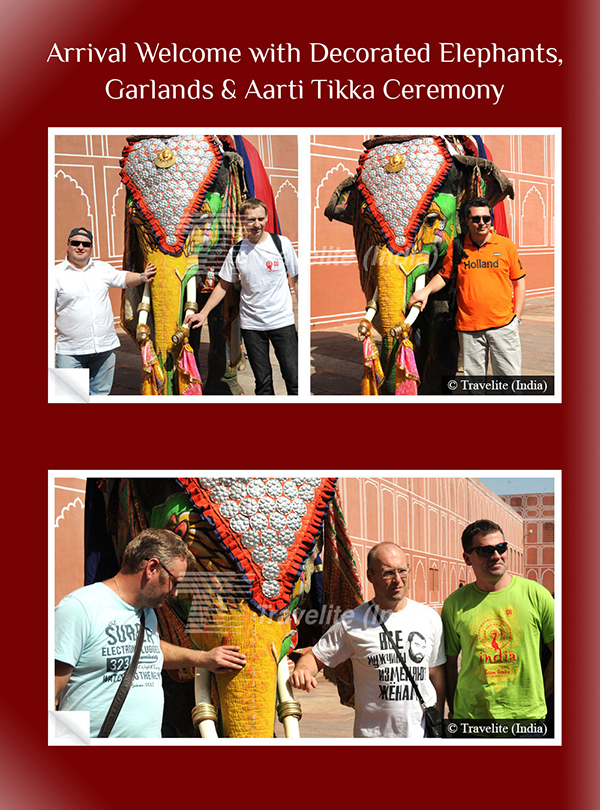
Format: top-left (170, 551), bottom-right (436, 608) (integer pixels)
top-left (469, 215), bottom-right (491, 224)
top-left (468, 541), bottom-right (508, 557)
top-left (70, 240), bottom-right (92, 248)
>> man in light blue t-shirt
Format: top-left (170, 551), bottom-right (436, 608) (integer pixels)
top-left (55, 528), bottom-right (247, 738)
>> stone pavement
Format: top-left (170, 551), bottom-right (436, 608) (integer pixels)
top-left (311, 295), bottom-right (555, 396)
top-left (111, 326), bottom-right (292, 397)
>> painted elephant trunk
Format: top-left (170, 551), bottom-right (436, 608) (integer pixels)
top-left (373, 245), bottom-right (433, 394)
top-left (190, 603), bottom-right (291, 738)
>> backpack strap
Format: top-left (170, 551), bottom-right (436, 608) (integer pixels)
top-left (232, 239), bottom-right (243, 270)
top-left (270, 232), bottom-right (289, 274)
top-left (233, 233), bottom-right (289, 274)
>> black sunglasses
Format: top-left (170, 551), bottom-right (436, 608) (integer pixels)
top-left (468, 541), bottom-right (508, 557)
top-left (469, 216), bottom-right (491, 224)
top-left (69, 240), bottom-right (92, 248)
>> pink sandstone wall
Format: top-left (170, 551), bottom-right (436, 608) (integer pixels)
top-left (501, 492), bottom-right (555, 593)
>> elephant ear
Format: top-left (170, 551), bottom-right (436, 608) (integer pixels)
top-left (324, 176), bottom-right (358, 225)
top-left (442, 155), bottom-right (515, 222)
top-left (320, 489), bottom-right (364, 708)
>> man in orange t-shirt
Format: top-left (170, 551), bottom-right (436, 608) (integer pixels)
top-left (408, 198), bottom-right (526, 376)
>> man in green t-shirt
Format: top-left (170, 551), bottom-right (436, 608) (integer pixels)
top-left (442, 519), bottom-right (554, 730)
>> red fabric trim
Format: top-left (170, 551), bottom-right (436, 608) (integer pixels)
top-left (179, 478), bottom-right (337, 615)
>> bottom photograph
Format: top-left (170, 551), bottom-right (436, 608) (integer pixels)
top-left (51, 474), bottom-right (558, 744)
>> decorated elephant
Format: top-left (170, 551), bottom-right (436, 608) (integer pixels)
top-left (325, 135), bottom-right (514, 395)
top-left (85, 477), bottom-right (363, 738)
top-left (120, 135), bottom-right (279, 395)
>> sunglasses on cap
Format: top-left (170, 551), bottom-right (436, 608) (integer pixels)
top-left (69, 240), bottom-right (92, 248)
top-left (469, 215), bottom-right (491, 224)
top-left (467, 541), bottom-right (508, 557)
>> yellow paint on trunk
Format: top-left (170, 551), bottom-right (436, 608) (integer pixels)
top-left (376, 247), bottom-right (408, 333)
top-left (189, 603), bottom-right (291, 738)
top-left (146, 248), bottom-right (187, 363)
top-left (375, 246), bottom-right (431, 334)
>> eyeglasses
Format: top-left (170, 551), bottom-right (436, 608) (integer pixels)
top-left (157, 560), bottom-right (181, 591)
top-left (469, 216), bottom-right (491, 224)
top-left (69, 240), bottom-right (92, 248)
top-left (467, 542), bottom-right (508, 557)
top-left (380, 567), bottom-right (410, 581)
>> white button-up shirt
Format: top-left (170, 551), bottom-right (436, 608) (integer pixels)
top-left (54, 258), bottom-right (128, 355)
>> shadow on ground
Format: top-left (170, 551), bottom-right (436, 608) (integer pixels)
top-left (311, 295), bottom-right (555, 396)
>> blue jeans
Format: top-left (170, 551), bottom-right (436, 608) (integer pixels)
top-left (241, 325), bottom-right (298, 396)
top-left (56, 350), bottom-right (116, 396)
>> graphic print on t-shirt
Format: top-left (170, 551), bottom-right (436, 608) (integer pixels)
top-left (368, 627), bottom-right (429, 702)
top-left (101, 618), bottom-right (162, 688)
top-left (472, 608), bottom-right (522, 687)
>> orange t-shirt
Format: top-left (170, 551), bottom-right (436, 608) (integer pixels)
top-left (439, 232), bottom-right (525, 331)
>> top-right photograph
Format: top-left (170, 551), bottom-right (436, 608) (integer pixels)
top-left (311, 133), bottom-right (557, 398)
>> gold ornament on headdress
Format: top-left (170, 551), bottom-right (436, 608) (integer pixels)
top-left (155, 148), bottom-right (177, 168)
top-left (385, 153), bottom-right (406, 173)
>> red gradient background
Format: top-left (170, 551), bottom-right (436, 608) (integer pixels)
top-left (5, 0), bottom-right (597, 806)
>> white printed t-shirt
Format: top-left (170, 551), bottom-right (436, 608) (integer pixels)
top-left (55, 582), bottom-right (164, 738)
top-left (219, 234), bottom-right (298, 330)
top-left (312, 600), bottom-right (446, 738)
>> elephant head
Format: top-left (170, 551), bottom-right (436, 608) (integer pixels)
top-left (120, 135), bottom-right (253, 395)
top-left (91, 477), bottom-right (363, 738)
top-left (325, 135), bottom-right (514, 395)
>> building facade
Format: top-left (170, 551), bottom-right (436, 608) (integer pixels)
top-left (501, 492), bottom-right (555, 594)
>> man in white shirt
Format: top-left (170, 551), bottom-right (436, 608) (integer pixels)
top-left (290, 542), bottom-right (446, 737)
top-left (185, 200), bottom-right (298, 395)
top-left (54, 227), bottom-right (157, 395)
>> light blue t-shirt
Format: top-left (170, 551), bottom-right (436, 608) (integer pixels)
top-left (55, 582), bottom-right (164, 738)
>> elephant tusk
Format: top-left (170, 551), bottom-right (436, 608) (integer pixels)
top-left (192, 667), bottom-right (218, 738)
top-left (404, 274), bottom-right (426, 327)
top-left (276, 655), bottom-right (302, 738)
top-left (358, 289), bottom-right (379, 340)
top-left (172, 277), bottom-right (199, 345)
top-left (136, 282), bottom-right (152, 343)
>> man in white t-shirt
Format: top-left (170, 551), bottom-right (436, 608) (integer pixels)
top-left (290, 542), bottom-right (446, 737)
top-left (54, 227), bottom-right (157, 395)
top-left (185, 199), bottom-right (298, 395)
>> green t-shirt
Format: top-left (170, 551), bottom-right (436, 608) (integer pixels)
top-left (441, 576), bottom-right (554, 719)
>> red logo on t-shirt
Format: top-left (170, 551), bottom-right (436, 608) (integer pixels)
top-left (266, 259), bottom-right (280, 272)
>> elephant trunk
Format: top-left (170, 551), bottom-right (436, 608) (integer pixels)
top-left (375, 246), bottom-right (431, 395)
top-left (190, 603), bottom-right (291, 738)
top-left (142, 248), bottom-right (194, 394)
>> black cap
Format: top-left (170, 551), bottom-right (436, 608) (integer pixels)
top-left (68, 227), bottom-right (93, 244)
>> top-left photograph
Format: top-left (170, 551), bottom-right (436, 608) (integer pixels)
top-left (51, 134), bottom-right (299, 399)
